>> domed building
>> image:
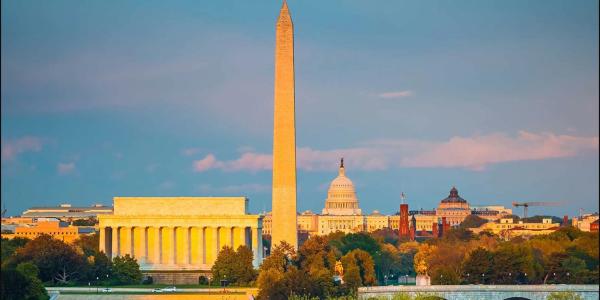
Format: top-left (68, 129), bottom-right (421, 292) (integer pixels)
top-left (435, 186), bottom-right (471, 226)
top-left (322, 159), bottom-right (362, 216)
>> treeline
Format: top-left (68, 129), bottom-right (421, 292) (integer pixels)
top-left (1, 234), bottom-right (143, 299)
top-left (414, 226), bottom-right (599, 284)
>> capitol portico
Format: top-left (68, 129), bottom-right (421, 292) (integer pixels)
top-left (98, 197), bottom-right (263, 284)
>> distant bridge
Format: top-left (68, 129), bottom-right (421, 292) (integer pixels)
top-left (358, 285), bottom-right (599, 300)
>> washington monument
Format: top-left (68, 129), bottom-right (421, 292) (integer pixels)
top-left (271, 1), bottom-right (298, 249)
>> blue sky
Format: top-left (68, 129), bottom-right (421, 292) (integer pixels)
top-left (2, 0), bottom-right (598, 217)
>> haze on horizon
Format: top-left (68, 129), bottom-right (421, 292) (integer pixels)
top-left (1, 0), bottom-right (598, 217)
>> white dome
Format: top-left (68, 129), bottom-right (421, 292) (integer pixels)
top-left (322, 159), bottom-right (362, 216)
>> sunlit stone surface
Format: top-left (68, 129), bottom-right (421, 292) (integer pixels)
top-left (271, 1), bottom-right (298, 249)
top-left (98, 197), bottom-right (263, 284)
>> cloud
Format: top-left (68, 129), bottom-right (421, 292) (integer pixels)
top-left (57, 162), bottom-right (76, 175)
top-left (182, 148), bottom-right (201, 156)
top-left (197, 183), bottom-right (270, 195)
top-left (191, 131), bottom-right (598, 173)
top-left (400, 131), bottom-right (599, 171)
top-left (378, 90), bottom-right (414, 99)
top-left (1, 136), bottom-right (44, 162)
top-left (193, 153), bottom-right (272, 172)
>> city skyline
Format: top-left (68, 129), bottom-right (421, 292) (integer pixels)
top-left (2, 0), bottom-right (599, 217)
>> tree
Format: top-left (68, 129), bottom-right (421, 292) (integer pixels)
top-left (297, 235), bottom-right (336, 276)
top-left (336, 233), bottom-right (381, 256)
top-left (233, 246), bottom-right (257, 285)
top-left (1, 237), bottom-right (30, 262)
top-left (489, 244), bottom-right (535, 284)
top-left (84, 251), bottom-right (112, 283)
top-left (343, 263), bottom-right (362, 293)
top-left (257, 241), bottom-right (296, 297)
top-left (211, 246), bottom-right (237, 284)
top-left (211, 245), bottom-right (257, 286)
top-left (341, 249), bottom-right (376, 286)
top-left (112, 254), bottom-right (142, 285)
top-left (431, 265), bottom-right (460, 285)
top-left (11, 234), bottom-right (85, 284)
top-left (1, 263), bottom-right (48, 300)
top-left (72, 217), bottom-right (97, 226)
top-left (459, 215), bottom-right (487, 229)
top-left (414, 244), bottom-right (435, 275)
top-left (73, 233), bottom-right (99, 257)
top-left (258, 266), bottom-right (325, 300)
top-left (462, 247), bottom-right (493, 284)
top-left (442, 227), bottom-right (473, 241)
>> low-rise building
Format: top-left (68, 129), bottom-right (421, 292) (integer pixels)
top-left (471, 218), bottom-right (560, 239)
top-left (5, 219), bottom-right (94, 243)
top-left (572, 213), bottom-right (599, 232)
top-left (22, 204), bottom-right (113, 221)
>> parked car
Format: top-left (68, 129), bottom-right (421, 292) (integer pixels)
top-left (162, 286), bottom-right (177, 292)
top-left (101, 288), bottom-right (112, 293)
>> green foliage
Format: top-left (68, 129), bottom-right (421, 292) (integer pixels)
top-left (462, 247), bottom-right (492, 283)
top-left (1, 267), bottom-right (48, 300)
top-left (341, 249), bottom-right (376, 286)
top-left (431, 265), bottom-right (460, 285)
top-left (73, 233), bottom-right (99, 257)
top-left (111, 254), bottom-right (142, 285)
top-left (10, 234), bottom-right (85, 284)
top-left (458, 215), bottom-right (487, 229)
top-left (440, 227), bottom-right (473, 241)
top-left (343, 264), bottom-right (362, 292)
top-left (330, 232), bottom-right (381, 256)
top-left (371, 228), bottom-right (400, 246)
top-left (71, 217), bottom-right (98, 226)
top-left (546, 291), bottom-right (584, 300)
top-left (211, 245), bottom-right (257, 286)
top-left (1, 237), bottom-right (30, 262)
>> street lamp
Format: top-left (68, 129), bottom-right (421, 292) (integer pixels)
top-left (96, 277), bottom-right (99, 294)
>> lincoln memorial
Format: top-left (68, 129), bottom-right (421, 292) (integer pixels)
top-left (98, 197), bottom-right (263, 284)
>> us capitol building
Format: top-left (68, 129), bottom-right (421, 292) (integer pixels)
top-left (263, 159), bottom-right (512, 238)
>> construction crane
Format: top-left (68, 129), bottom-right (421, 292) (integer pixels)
top-left (511, 201), bottom-right (563, 219)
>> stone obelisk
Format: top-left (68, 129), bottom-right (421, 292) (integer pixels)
top-left (271, 0), bottom-right (298, 249)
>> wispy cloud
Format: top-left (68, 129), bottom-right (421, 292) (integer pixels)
top-left (378, 90), bottom-right (414, 99)
top-left (196, 183), bottom-right (270, 194)
top-left (1, 136), bottom-right (44, 162)
top-left (182, 148), bottom-right (201, 156)
top-left (193, 153), bottom-right (272, 172)
top-left (57, 162), bottom-right (76, 175)
top-left (191, 131), bottom-right (598, 172)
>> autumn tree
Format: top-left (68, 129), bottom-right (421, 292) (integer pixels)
top-left (341, 249), bottom-right (376, 286)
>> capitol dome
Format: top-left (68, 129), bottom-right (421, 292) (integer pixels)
top-left (322, 159), bottom-right (362, 216)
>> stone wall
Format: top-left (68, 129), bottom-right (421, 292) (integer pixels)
top-left (358, 285), bottom-right (600, 300)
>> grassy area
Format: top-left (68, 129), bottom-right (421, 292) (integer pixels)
top-left (59, 291), bottom-right (245, 295)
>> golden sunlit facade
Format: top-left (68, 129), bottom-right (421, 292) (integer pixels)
top-left (271, 0), bottom-right (298, 249)
top-left (98, 197), bottom-right (263, 284)
top-left (6, 220), bottom-right (87, 244)
top-left (471, 217), bottom-right (559, 239)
